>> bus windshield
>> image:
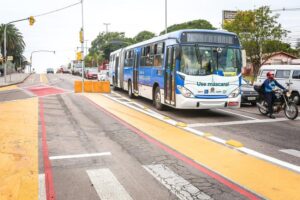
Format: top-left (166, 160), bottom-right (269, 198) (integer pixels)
top-left (180, 45), bottom-right (242, 76)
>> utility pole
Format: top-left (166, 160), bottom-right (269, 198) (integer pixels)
top-left (103, 23), bottom-right (110, 34)
top-left (165, 0), bottom-right (167, 34)
top-left (81, 0), bottom-right (85, 92)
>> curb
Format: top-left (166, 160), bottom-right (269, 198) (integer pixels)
top-left (0, 73), bottom-right (33, 88)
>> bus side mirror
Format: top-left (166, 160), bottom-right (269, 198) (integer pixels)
top-left (242, 49), bottom-right (247, 68)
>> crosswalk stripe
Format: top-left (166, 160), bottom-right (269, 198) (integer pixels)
top-left (143, 164), bottom-right (212, 200)
top-left (39, 174), bottom-right (46, 200)
top-left (49, 152), bottom-right (111, 160)
top-left (86, 168), bottom-right (133, 200)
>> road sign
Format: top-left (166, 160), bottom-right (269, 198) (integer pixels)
top-left (7, 56), bottom-right (13, 61)
top-left (222, 10), bottom-right (238, 26)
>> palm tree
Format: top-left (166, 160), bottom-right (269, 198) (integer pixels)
top-left (0, 24), bottom-right (26, 70)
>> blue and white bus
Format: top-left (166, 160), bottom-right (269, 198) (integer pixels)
top-left (109, 29), bottom-right (245, 110)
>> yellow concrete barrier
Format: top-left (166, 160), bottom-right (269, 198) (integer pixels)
top-left (74, 81), bottom-right (111, 93)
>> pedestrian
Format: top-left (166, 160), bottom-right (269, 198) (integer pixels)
top-left (262, 71), bottom-right (287, 119)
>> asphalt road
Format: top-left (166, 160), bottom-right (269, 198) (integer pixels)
top-left (6, 73), bottom-right (298, 200)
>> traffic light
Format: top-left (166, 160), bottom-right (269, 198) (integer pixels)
top-left (76, 52), bottom-right (82, 61)
top-left (29, 16), bottom-right (35, 26)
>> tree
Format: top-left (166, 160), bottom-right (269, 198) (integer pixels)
top-left (160, 19), bottom-right (215, 35)
top-left (0, 24), bottom-right (26, 70)
top-left (134, 31), bottom-right (155, 43)
top-left (224, 6), bottom-right (288, 76)
top-left (87, 32), bottom-right (134, 64)
top-left (263, 40), bottom-right (298, 56)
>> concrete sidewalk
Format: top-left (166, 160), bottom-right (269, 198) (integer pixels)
top-left (0, 73), bottom-right (31, 87)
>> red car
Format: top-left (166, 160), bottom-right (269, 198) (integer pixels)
top-left (85, 68), bottom-right (98, 79)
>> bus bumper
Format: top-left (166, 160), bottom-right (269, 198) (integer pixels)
top-left (175, 94), bottom-right (241, 109)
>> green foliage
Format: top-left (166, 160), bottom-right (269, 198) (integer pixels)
top-left (134, 31), bottom-right (155, 43)
top-left (86, 32), bottom-right (134, 67)
top-left (224, 6), bottom-right (290, 75)
top-left (0, 24), bottom-right (26, 69)
top-left (159, 19), bottom-right (215, 35)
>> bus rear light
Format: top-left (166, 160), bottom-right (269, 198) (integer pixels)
top-left (228, 102), bottom-right (239, 106)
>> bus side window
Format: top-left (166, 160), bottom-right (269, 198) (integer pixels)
top-left (154, 42), bottom-right (164, 67)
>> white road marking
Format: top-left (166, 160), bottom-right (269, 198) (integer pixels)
top-left (239, 148), bottom-right (300, 173)
top-left (188, 118), bottom-right (291, 128)
top-left (144, 164), bottom-right (212, 200)
top-left (86, 168), bottom-right (133, 200)
top-left (280, 149), bottom-right (300, 158)
top-left (39, 174), bottom-right (46, 200)
top-left (216, 108), bottom-right (259, 120)
top-left (49, 152), bottom-right (111, 160)
top-left (105, 92), bottom-right (300, 173)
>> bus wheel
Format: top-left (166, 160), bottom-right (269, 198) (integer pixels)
top-left (128, 81), bottom-right (134, 98)
top-left (112, 76), bottom-right (117, 90)
top-left (154, 87), bottom-right (164, 110)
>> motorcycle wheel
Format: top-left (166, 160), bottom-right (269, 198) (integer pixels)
top-left (284, 102), bottom-right (298, 120)
top-left (258, 100), bottom-right (269, 115)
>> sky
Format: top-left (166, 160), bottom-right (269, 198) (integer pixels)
top-left (1, 0), bottom-right (299, 73)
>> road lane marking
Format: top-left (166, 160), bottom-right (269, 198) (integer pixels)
top-left (86, 168), bottom-right (133, 200)
top-left (105, 92), bottom-right (300, 174)
top-left (188, 118), bottom-right (293, 127)
top-left (84, 93), bottom-right (300, 200)
top-left (49, 152), bottom-right (111, 160)
top-left (280, 149), bottom-right (300, 158)
top-left (40, 99), bottom-right (56, 200)
top-left (144, 164), bottom-right (212, 200)
top-left (39, 174), bottom-right (46, 200)
top-left (216, 108), bottom-right (259, 120)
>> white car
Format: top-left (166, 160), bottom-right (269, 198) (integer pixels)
top-left (255, 65), bottom-right (300, 104)
top-left (97, 70), bottom-right (109, 81)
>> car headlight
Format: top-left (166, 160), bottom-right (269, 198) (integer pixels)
top-left (228, 87), bottom-right (240, 98)
top-left (177, 86), bottom-right (194, 98)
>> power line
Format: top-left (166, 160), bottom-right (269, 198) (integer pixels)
top-left (34, 1), bottom-right (81, 18)
top-left (271, 7), bottom-right (300, 12)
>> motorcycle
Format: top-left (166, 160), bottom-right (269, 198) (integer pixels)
top-left (254, 86), bottom-right (298, 120)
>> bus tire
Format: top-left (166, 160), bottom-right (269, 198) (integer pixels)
top-left (112, 76), bottom-right (117, 90)
top-left (128, 80), bottom-right (134, 99)
top-left (154, 87), bottom-right (164, 110)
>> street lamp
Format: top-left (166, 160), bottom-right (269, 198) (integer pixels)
top-left (103, 23), bottom-right (110, 34)
top-left (30, 50), bottom-right (55, 73)
top-left (2, 16), bottom-right (35, 82)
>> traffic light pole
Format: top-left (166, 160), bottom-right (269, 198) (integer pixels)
top-left (2, 17), bottom-right (34, 83)
top-left (81, 0), bottom-right (85, 93)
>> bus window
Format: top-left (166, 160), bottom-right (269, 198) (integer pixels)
top-left (154, 43), bottom-right (164, 67)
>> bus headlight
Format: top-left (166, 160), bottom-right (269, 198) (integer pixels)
top-left (177, 86), bottom-right (194, 98)
top-left (228, 88), bottom-right (240, 98)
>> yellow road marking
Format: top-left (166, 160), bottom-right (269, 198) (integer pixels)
top-left (0, 98), bottom-right (38, 200)
top-left (40, 74), bottom-right (48, 84)
top-left (0, 85), bottom-right (18, 91)
top-left (84, 93), bottom-right (300, 200)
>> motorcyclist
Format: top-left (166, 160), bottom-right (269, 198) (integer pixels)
top-left (262, 71), bottom-right (287, 119)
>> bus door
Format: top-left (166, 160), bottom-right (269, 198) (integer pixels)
top-left (114, 56), bottom-right (119, 86)
top-left (165, 46), bottom-right (176, 105)
top-left (133, 50), bottom-right (140, 94)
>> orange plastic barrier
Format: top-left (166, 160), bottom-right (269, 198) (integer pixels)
top-left (84, 81), bottom-right (93, 93)
top-left (74, 81), bottom-right (82, 93)
top-left (74, 81), bottom-right (111, 93)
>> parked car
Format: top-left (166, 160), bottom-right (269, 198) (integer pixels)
top-left (46, 68), bottom-right (54, 74)
top-left (85, 68), bottom-right (98, 79)
top-left (255, 65), bottom-right (300, 104)
top-left (241, 79), bottom-right (259, 105)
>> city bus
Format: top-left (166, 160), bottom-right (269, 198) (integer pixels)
top-left (109, 29), bottom-right (245, 110)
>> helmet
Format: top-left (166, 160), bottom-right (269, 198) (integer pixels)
top-left (266, 71), bottom-right (274, 79)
